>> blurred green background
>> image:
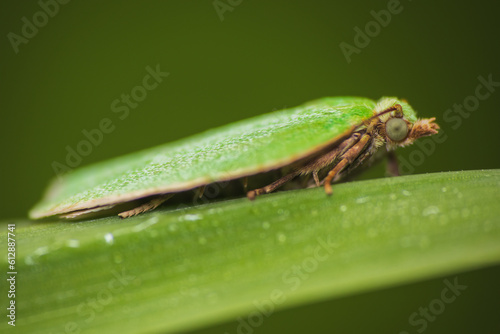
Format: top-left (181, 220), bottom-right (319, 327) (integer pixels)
top-left (2, 0), bottom-right (499, 220)
top-left (1, 0), bottom-right (499, 333)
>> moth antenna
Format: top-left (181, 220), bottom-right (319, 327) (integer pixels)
top-left (358, 104), bottom-right (403, 129)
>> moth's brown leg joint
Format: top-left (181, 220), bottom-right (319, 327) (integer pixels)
top-left (324, 159), bottom-right (349, 196)
top-left (247, 170), bottom-right (300, 201)
top-left (323, 133), bottom-right (372, 196)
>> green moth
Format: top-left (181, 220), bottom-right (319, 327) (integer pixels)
top-left (30, 97), bottom-right (439, 220)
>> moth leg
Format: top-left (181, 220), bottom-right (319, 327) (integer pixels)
top-left (241, 177), bottom-right (249, 192)
top-left (195, 185), bottom-right (206, 199)
top-left (312, 171), bottom-right (321, 187)
top-left (324, 133), bottom-right (372, 195)
top-left (386, 150), bottom-right (400, 176)
top-left (247, 170), bottom-right (301, 200)
top-left (118, 194), bottom-right (173, 218)
top-left (247, 131), bottom-right (366, 200)
top-left (299, 132), bottom-right (362, 177)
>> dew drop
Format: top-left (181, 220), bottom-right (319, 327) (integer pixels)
top-left (25, 256), bottom-right (34, 266)
top-left (277, 208), bottom-right (290, 217)
top-left (104, 233), bottom-right (114, 245)
top-left (452, 188), bottom-right (463, 199)
top-left (33, 246), bottom-right (49, 256)
top-left (356, 196), bottom-right (369, 204)
top-left (183, 214), bottom-right (202, 221)
top-left (66, 239), bottom-right (80, 248)
top-left (277, 233), bottom-right (287, 244)
top-left (133, 216), bottom-right (159, 232)
top-left (422, 206), bottom-right (440, 216)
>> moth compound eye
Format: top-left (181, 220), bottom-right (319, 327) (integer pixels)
top-left (385, 117), bottom-right (408, 142)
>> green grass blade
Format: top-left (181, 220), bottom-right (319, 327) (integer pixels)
top-left (2, 170), bottom-right (500, 333)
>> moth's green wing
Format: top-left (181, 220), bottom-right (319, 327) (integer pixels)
top-left (30, 97), bottom-right (413, 219)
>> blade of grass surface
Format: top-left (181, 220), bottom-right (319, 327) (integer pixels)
top-left (1, 170), bottom-right (500, 333)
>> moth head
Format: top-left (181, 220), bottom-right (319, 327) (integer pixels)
top-left (385, 116), bottom-right (408, 142)
top-left (375, 103), bottom-right (439, 148)
top-left (383, 115), bottom-right (439, 148)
